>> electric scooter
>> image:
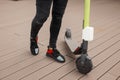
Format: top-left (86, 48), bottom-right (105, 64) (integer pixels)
top-left (65, 0), bottom-right (94, 74)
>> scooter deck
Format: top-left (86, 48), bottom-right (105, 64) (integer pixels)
top-left (65, 36), bottom-right (79, 53)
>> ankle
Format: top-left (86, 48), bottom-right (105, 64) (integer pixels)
top-left (31, 36), bottom-right (38, 43)
top-left (48, 46), bottom-right (56, 50)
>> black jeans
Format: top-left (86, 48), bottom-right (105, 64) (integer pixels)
top-left (31, 0), bottom-right (68, 48)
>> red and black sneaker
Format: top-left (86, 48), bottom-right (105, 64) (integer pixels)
top-left (30, 37), bottom-right (39, 55)
top-left (46, 47), bottom-right (65, 63)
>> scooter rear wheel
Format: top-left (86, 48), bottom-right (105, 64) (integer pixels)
top-left (65, 28), bottom-right (71, 38)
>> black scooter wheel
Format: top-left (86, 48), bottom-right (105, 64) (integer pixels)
top-left (65, 28), bottom-right (71, 38)
top-left (76, 54), bottom-right (93, 74)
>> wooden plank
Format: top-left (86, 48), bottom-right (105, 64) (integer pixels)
top-left (90, 20), bottom-right (120, 42)
top-left (108, 62), bottom-right (120, 78)
top-left (0, 48), bottom-right (27, 63)
top-left (117, 77), bottom-right (120, 80)
top-left (40, 61), bottom-right (75, 80)
top-left (81, 30), bottom-right (120, 59)
top-left (88, 26), bottom-right (120, 51)
top-left (0, 41), bottom-right (44, 64)
top-left (78, 42), bottom-right (120, 80)
top-left (0, 54), bottom-right (46, 79)
top-left (0, 46), bottom-right (47, 71)
top-left (0, 49), bottom-right (32, 71)
top-left (57, 35), bottom-right (120, 80)
top-left (98, 73), bottom-right (116, 80)
top-left (2, 57), bottom-right (73, 80)
top-left (60, 69), bottom-right (83, 80)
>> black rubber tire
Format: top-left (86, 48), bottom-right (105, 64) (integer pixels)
top-left (76, 55), bottom-right (93, 74)
top-left (65, 29), bottom-right (71, 38)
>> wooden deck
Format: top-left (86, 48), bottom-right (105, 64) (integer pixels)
top-left (0, 0), bottom-right (120, 80)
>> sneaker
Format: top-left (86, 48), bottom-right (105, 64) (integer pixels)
top-left (46, 47), bottom-right (65, 63)
top-left (30, 37), bottom-right (39, 55)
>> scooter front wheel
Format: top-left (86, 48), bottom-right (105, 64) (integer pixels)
top-left (76, 54), bottom-right (93, 74)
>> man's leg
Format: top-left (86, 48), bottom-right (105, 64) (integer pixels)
top-left (30, 0), bottom-right (52, 55)
top-left (49, 0), bottom-right (68, 48)
top-left (46, 0), bottom-right (68, 63)
top-left (31, 0), bottom-right (52, 39)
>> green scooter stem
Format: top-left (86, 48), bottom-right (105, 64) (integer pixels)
top-left (82, 0), bottom-right (91, 50)
top-left (84, 0), bottom-right (90, 28)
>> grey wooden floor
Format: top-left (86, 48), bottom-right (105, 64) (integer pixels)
top-left (0, 0), bottom-right (120, 80)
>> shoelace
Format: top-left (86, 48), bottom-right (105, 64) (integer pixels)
top-left (52, 49), bottom-right (61, 57)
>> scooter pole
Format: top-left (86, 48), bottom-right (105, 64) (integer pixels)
top-left (82, 0), bottom-right (93, 52)
top-left (84, 0), bottom-right (90, 28)
top-left (82, 0), bottom-right (90, 52)
top-left (76, 0), bottom-right (93, 74)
